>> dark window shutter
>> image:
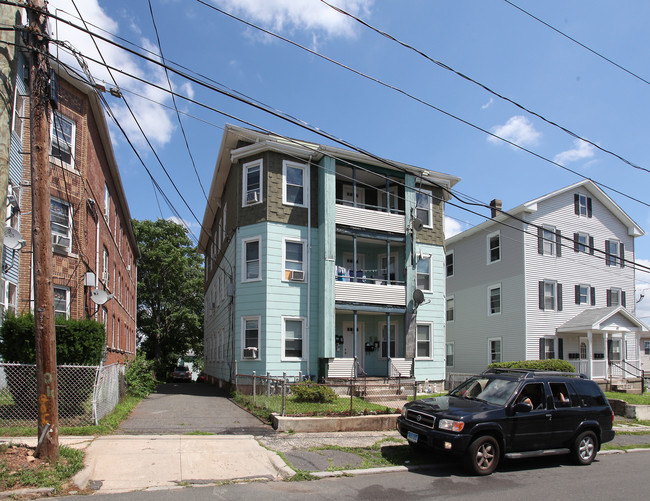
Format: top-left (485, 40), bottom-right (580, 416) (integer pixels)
top-left (587, 197), bottom-right (592, 218)
top-left (556, 230), bottom-right (562, 257)
top-left (607, 289), bottom-right (612, 307)
top-left (539, 281), bottom-right (545, 310)
top-left (620, 243), bottom-right (625, 268)
top-left (574, 233), bottom-right (579, 252)
top-left (590, 287), bottom-right (596, 306)
top-left (622, 291), bottom-right (627, 308)
top-left (557, 283), bottom-right (563, 311)
top-left (589, 236), bottom-right (594, 255)
top-left (605, 240), bottom-right (611, 265)
top-left (558, 338), bottom-right (564, 359)
top-left (575, 284), bottom-right (580, 304)
top-left (574, 194), bottom-right (580, 215)
top-left (538, 226), bottom-right (544, 254)
top-left (539, 338), bottom-right (545, 360)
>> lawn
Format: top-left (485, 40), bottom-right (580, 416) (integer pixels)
top-left (605, 392), bottom-right (650, 405)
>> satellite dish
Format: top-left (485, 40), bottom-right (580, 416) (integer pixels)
top-left (413, 289), bottom-right (425, 307)
top-left (411, 218), bottom-right (423, 232)
top-left (90, 289), bottom-right (114, 305)
top-left (4, 227), bottom-right (25, 250)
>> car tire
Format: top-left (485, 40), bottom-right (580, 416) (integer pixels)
top-left (466, 435), bottom-right (500, 475)
top-left (572, 431), bottom-right (598, 465)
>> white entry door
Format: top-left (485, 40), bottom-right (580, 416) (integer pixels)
top-left (342, 321), bottom-right (365, 366)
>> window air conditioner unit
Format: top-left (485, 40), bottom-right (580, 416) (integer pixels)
top-left (243, 347), bottom-right (258, 359)
top-left (289, 270), bottom-right (305, 281)
top-left (52, 234), bottom-right (70, 249)
top-left (246, 191), bottom-right (259, 203)
top-left (102, 271), bottom-right (110, 283)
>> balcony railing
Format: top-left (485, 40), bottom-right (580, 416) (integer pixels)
top-left (335, 280), bottom-right (405, 306)
top-left (336, 204), bottom-right (405, 234)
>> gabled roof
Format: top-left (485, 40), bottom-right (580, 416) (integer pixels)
top-left (446, 179), bottom-right (645, 245)
top-left (198, 124), bottom-right (461, 253)
top-left (556, 306), bottom-right (649, 334)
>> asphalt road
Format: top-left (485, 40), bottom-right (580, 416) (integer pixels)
top-left (116, 382), bottom-right (275, 435)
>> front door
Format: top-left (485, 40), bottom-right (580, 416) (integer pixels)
top-left (342, 185), bottom-right (365, 208)
top-left (579, 337), bottom-right (589, 375)
top-left (339, 321), bottom-right (365, 367)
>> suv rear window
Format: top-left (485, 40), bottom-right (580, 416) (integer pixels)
top-left (571, 380), bottom-right (607, 407)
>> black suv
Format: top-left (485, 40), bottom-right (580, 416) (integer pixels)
top-left (397, 369), bottom-right (615, 475)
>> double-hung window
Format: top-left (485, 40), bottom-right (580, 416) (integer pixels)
top-left (539, 338), bottom-right (555, 360)
top-left (416, 256), bottom-right (431, 291)
top-left (488, 284), bottom-right (501, 315)
top-left (283, 317), bottom-right (304, 360)
top-left (607, 288), bottom-right (625, 307)
top-left (380, 323), bottom-right (397, 358)
top-left (242, 237), bottom-right (261, 282)
top-left (446, 296), bottom-right (455, 322)
top-left (51, 198), bottom-right (72, 252)
top-left (446, 342), bottom-right (454, 367)
top-left (284, 238), bottom-right (305, 281)
top-left (539, 280), bottom-right (562, 311)
top-left (487, 231), bottom-right (500, 263)
top-left (12, 90), bottom-right (24, 141)
top-left (104, 184), bottom-right (110, 223)
top-left (574, 232), bottom-right (592, 254)
top-left (416, 323), bottom-right (432, 359)
top-left (645, 341), bottom-right (650, 356)
top-left (242, 316), bottom-right (260, 359)
top-left (605, 239), bottom-right (624, 267)
top-left (488, 338), bottom-right (502, 364)
top-left (446, 251), bottom-right (454, 277)
top-left (415, 189), bottom-right (433, 227)
top-left (53, 286), bottom-right (70, 319)
top-left (243, 160), bottom-right (262, 206)
top-left (538, 225), bottom-right (560, 256)
top-left (283, 161), bottom-right (307, 207)
top-left (574, 193), bottom-right (592, 217)
top-left (575, 284), bottom-right (594, 305)
top-left (50, 112), bottom-right (75, 167)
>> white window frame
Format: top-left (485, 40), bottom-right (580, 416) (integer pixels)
top-left (606, 240), bottom-right (620, 267)
top-left (487, 231), bottom-right (501, 264)
top-left (416, 255), bottom-right (432, 292)
top-left (282, 237), bottom-right (307, 282)
top-left (415, 322), bottom-right (433, 360)
top-left (576, 232), bottom-right (589, 253)
top-left (446, 295), bottom-right (455, 323)
top-left (488, 337), bottom-right (502, 364)
top-left (415, 188), bottom-right (433, 228)
top-left (104, 183), bottom-right (110, 224)
top-left (379, 321), bottom-right (398, 359)
top-left (241, 236), bottom-right (262, 283)
top-left (53, 285), bottom-right (70, 319)
top-left (242, 160), bottom-right (262, 207)
top-left (51, 197), bottom-right (72, 253)
top-left (282, 160), bottom-right (308, 207)
top-left (578, 194), bottom-right (589, 217)
top-left (543, 280), bottom-right (557, 311)
top-left (241, 316), bottom-right (261, 360)
top-left (578, 284), bottom-right (590, 305)
top-left (50, 112), bottom-right (76, 168)
top-left (542, 225), bottom-right (556, 256)
top-left (540, 337), bottom-right (555, 360)
top-left (488, 283), bottom-right (502, 316)
top-left (645, 340), bottom-right (650, 356)
top-left (282, 316), bottom-right (306, 361)
top-left (609, 287), bottom-right (621, 307)
top-left (446, 342), bottom-right (455, 368)
top-left (379, 252), bottom-right (399, 284)
top-left (446, 250), bottom-right (454, 278)
top-left (11, 89), bottom-right (24, 141)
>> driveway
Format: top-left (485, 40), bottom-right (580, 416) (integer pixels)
top-left (116, 383), bottom-right (275, 435)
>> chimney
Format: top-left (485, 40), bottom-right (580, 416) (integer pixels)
top-left (490, 199), bottom-right (502, 218)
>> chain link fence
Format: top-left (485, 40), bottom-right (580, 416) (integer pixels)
top-left (0, 362), bottom-right (123, 427)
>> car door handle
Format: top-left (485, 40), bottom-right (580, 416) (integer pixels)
top-left (546, 414), bottom-right (552, 420)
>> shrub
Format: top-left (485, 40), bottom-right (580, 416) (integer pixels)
top-left (125, 354), bottom-right (157, 398)
top-left (488, 359), bottom-right (575, 372)
top-left (291, 382), bottom-right (338, 403)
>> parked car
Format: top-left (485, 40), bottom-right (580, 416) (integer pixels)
top-left (397, 369), bottom-right (615, 475)
top-left (171, 366), bottom-right (192, 382)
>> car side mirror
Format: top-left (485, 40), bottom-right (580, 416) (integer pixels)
top-left (513, 402), bottom-right (533, 413)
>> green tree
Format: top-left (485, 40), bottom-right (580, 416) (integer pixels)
top-left (133, 219), bottom-right (204, 379)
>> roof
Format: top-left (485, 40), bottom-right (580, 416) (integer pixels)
top-left (198, 124), bottom-right (461, 253)
top-left (556, 306), bottom-right (649, 334)
top-left (446, 179), bottom-right (645, 245)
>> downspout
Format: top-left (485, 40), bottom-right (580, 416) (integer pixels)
top-left (95, 210), bottom-right (100, 319)
top-left (306, 155), bottom-right (312, 378)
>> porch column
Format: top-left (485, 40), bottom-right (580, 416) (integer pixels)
top-left (353, 310), bottom-right (358, 372)
top-left (386, 240), bottom-right (391, 285)
top-left (587, 331), bottom-right (593, 379)
top-left (387, 312), bottom-right (391, 375)
top-left (603, 332), bottom-right (609, 379)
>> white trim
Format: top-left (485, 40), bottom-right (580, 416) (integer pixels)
top-left (486, 230), bottom-right (501, 264)
top-left (241, 315), bottom-right (261, 360)
top-left (242, 159), bottom-right (263, 207)
top-left (241, 236), bottom-right (262, 283)
top-left (11, 89), bottom-right (24, 141)
top-left (446, 250), bottom-right (455, 278)
top-left (446, 295), bottom-right (455, 323)
top-left (50, 197), bottom-right (73, 253)
top-left (416, 255), bottom-right (432, 292)
top-left (415, 322), bottom-right (433, 360)
top-left (446, 341), bottom-right (455, 368)
top-left (50, 111), bottom-right (76, 169)
top-left (53, 285), bottom-right (71, 319)
top-left (415, 188), bottom-right (433, 228)
top-left (488, 337), bottom-right (502, 364)
top-left (282, 160), bottom-right (309, 207)
top-left (282, 237), bottom-right (307, 283)
top-left (281, 316), bottom-right (307, 361)
top-left (488, 283), bottom-right (502, 316)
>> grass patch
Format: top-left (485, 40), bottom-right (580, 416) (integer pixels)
top-left (603, 443), bottom-right (650, 451)
top-left (605, 392), bottom-right (650, 405)
top-left (184, 431), bottom-right (216, 436)
top-left (286, 470), bottom-right (318, 481)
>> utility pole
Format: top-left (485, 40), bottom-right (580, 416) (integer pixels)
top-left (27, 0), bottom-right (59, 461)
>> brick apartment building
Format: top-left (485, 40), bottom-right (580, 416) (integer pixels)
top-left (13, 63), bottom-right (139, 365)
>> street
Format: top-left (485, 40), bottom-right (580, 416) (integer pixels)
top-left (58, 450), bottom-right (648, 500)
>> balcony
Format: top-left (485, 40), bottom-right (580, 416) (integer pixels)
top-left (336, 204), bottom-right (405, 234)
top-left (335, 280), bottom-right (405, 307)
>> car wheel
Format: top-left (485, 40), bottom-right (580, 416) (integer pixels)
top-left (572, 431), bottom-right (598, 465)
top-left (466, 435), bottom-right (500, 475)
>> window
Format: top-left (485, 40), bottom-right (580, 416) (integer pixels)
top-left (446, 342), bottom-right (454, 367)
top-left (415, 189), bottom-right (433, 227)
top-left (446, 296), bottom-right (455, 322)
top-left (488, 284), bottom-right (501, 315)
top-left (574, 193), bottom-right (592, 217)
top-left (0, 280), bottom-right (17, 319)
top-left (446, 251), bottom-right (454, 277)
top-left (488, 338), bottom-right (502, 364)
top-left (51, 198), bottom-right (72, 252)
top-left (283, 161), bottom-right (308, 207)
top-left (242, 160), bottom-right (262, 206)
top-left (538, 225), bottom-right (561, 256)
top-left (645, 341), bottom-right (650, 356)
top-left (102, 247), bottom-right (110, 285)
top-left (575, 284), bottom-right (594, 305)
top-left (283, 238), bottom-right (305, 281)
top-left (574, 232), bottom-right (592, 254)
top-left (5, 183), bottom-right (20, 229)
top-left (605, 240), bottom-right (624, 267)
top-left (416, 323), bottom-right (432, 359)
top-left (539, 338), bottom-right (555, 360)
top-left (379, 253), bottom-right (398, 283)
top-left (607, 288), bottom-right (625, 307)
top-left (380, 323), bottom-right (397, 358)
top-left (487, 231), bottom-right (500, 263)
top-left (283, 317), bottom-right (304, 360)
top-left (50, 112), bottom-right (75, 167)
top-left (539, 280), bottom-right (562, 311)
top-left (416, 256), bottom-right (431, 291)
top-left (104, 184), bottom-right (110, 223)
top-left (53, 286), bottom-right (70, 319)
top-left (242, 316), bottom-right (260, 359)
top-left (12, 90), bottom-right (24, 140)
top-left (242, 237), bottom-right (261, 282)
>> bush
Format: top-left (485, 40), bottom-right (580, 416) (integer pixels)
top-left (488, 359), bottom-right (575, 372)
top-left (125, 354), bottom-right (157, 398)
top-left (291, 382), bottom-right (337, 403)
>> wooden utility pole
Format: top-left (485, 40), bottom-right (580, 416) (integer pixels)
top-left (27, 0), bottom-right (59, 461)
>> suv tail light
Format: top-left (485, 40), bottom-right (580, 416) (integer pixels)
top-left (611, 409), bottom-right (615, 425)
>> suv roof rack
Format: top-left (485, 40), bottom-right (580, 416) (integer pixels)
top-left (482, 368), bottom-right (586, 379)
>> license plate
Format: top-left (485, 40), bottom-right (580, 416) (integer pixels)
top-left (407, 431), bottom-right (418, 443)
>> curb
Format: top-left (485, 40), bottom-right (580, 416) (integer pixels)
top-left (72, 455), bottom-right (96, 490)
top-left (269, 453), bottom-right (296, 479)
top-left (310, 463), bottom-right (433, 478)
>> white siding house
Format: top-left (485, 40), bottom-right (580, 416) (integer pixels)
top-left (446, 180), bottom-right (647, 381)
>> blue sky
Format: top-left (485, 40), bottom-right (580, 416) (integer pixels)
top-left (49, 0), bottom-right (650, 320)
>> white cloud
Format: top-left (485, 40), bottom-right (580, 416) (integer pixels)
top-left (481, 97), bottom-right (494, 110)
top-left (636, 258), bottom-right (650, 323)
top-left (444, 216), bottom-right (466, 238)
top-left (488, 115), bottom-right (541, 148)
top-left (213, 0), bottom-right (374, 38)
top-left (50, 0), bottom-right (175, 147)
top-left (553, 139), bottom-right (595, 165)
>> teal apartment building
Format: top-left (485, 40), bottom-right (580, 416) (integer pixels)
top-left (198, 125), bottom-right (460, 384)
